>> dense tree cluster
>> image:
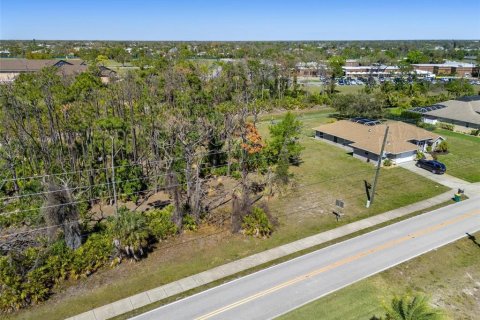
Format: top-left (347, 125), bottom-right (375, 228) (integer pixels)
top-left (0, 57), bottom-right (309, 311)
top-left (1, 40), bottom-right (479, 66)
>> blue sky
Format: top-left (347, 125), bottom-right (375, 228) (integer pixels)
top-left (1, 0), bottom-right (479, 40)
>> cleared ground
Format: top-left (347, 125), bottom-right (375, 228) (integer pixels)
top-left (434, 129), bottom-right (480, 183)
top-left (10, 110), bottom-right (449, 320)
top-left (279, 231), bottom-right (480, 320)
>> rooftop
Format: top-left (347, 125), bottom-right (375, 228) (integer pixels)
top-left (0, 58), bottom-right (115, 78)
top-left (0, 58), bottom-right (59, 72)
top-left (414, 96), bottom-right (480, 125)
top-left (313, 120), bottom-right (441, 155)
top-left (342, 65), bottom-right (399, 70)
top-left (412, 61), bottom-right (476, 68)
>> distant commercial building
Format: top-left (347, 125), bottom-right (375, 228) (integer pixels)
top-left (342, 65), bottom-right (399, 78)
top-left (0, 58), bottom-right (116, 83)
top-left (345, 59), bottom-right (359, 67)
top-left (411, 96), bottom-right (480, 132)
top-left (295, 62), bottom-right (327, 77)
top-left (412, 61), bottom-right (478, 78)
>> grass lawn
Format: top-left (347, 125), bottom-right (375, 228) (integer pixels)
top-left (259, 111), bottom-right (449, 222)
top-left (10, 111), bottom-right (449, 320)
top-left (434, 129), bottom-right (480, 182)
top-left (279, 231), bottom-right (480, 320)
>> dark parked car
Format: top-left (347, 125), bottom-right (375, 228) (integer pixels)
top-left (416, 159), bottom-right (446, 174)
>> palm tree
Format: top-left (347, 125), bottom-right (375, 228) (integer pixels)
top-left (384, 294), bottom-right (444, 320)
top-left (108, 207), bottom-right (149, 260)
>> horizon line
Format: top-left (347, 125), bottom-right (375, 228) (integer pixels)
top-left (1, 38), bottom-right (480, 42)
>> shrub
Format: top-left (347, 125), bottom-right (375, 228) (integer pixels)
top-left (470, 129), bottom-right (480, 136)
top-left (383, 159), bottom-right (392, 167)
top-left (210, 165), bottom-right (228, 176)
top-left (69, 233), bottom-right (114, 279)
top-left (107, 207), bottom-right (149, 260)
top-left (231, 171), bottom-right (242, 180)
top-left (435, 140), bottom-right (449, 153)
top-left (242, 207), bottom-right (273, 238)
top-left (438, 122), bottom-right (454, 131)
top-left (182, 214), bottom-right (197, 231)
top-left (0, 247), bottom-right (53, 312)
top-left (307, 93), bottom-right (331, 105)
top-left (415, 151), bottom-right (425, 160)
top-left (0, 234), bottom-right (116, 313)
top-left (400, 110), bottom-right (421, 120)
top-left (416, 121), bottom-right (436, 131)
top-left (146, 205), bottom-right (177, 240)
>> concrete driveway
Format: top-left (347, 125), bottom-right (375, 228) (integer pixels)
top-left (399, 161), bottom-right (480, 198)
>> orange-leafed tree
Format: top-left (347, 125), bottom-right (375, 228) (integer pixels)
top-left (241, 122), bottom-right (264, 155)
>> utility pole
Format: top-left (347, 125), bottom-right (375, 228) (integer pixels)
top-left (111, 136), bottom-right (118, 215)
top-left (367, 125), bottom-right (389, 208)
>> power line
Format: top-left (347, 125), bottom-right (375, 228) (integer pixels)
top-left (1, 159), bottom-right (472, 240)
top-left (0, 162), bottom-right (235, 216)
top-left (1, 164), bottom-right (375, 217)
top-left (2, 156), bottom-right (476, 221)
top-left (0, 149), bottom-right (230, 184)
top-left (0, 159), bottom-right (233, 202)
top-left (0, 169), bottom-right (376, 239)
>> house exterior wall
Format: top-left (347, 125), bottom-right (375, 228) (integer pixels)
top-left (427, 116), bottom-right (480, 132)
top-left (314, 131), bottom-right (354, 152)
top-left (314, 130), bottom-right (435, 165)
top-left (421, 116), bottom-right (438, 125)
top-left (352, 147), bottom-right (379, 164)
top-left (390, 151), bottom-right (416, 164)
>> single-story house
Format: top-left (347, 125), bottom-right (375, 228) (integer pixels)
top-left (0, 58), bottom-right (116, 83)
top-left (411, 96), bottom-right (480, 132)
top-left (313, 119), bottom-right (443, 165)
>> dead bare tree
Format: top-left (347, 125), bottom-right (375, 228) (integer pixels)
top-left (42, 181), bottom-right (81, 249)
top-left (176, 116), bottom-right (211, 222)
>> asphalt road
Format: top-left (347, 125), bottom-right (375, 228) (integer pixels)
top-left (132, 197), bottom-right (480, 320)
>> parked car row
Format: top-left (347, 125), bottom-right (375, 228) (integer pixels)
top-left (328, 76), bottom-right (480, 86)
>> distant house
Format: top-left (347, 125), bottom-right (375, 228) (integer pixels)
top-left (313, 120), bottom-right (443, 165)
top-left (0, 58), bottom-right (116, 83)
top-left (411, 96), bottom-right (480, 131)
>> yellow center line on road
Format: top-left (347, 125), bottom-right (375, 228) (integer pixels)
top-left (194, 210), bottom-right (480, 320)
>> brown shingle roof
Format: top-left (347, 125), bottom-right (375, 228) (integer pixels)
top-left (313, 120), bottom-right (441, 155)
top-left (422, 96), bottom-right (480, 125)
top-left (56, 64), bottom-right (88, 76)
top-left (0, 58), bottom-right (59, 72)
top-left (0, 58), bottom-right (87, 73)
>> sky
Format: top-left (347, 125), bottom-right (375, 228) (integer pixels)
top-left (1, 0), bottom-right (480, 41)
